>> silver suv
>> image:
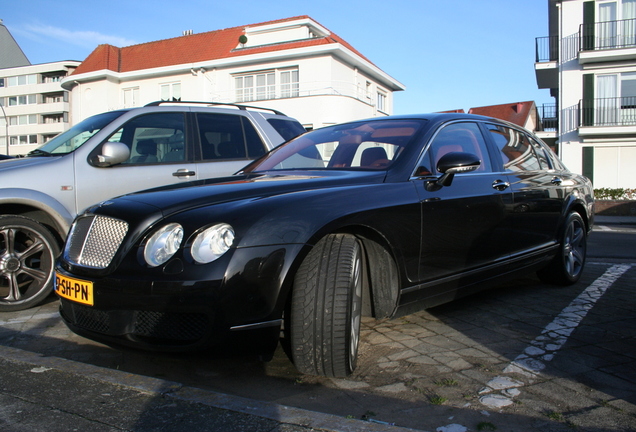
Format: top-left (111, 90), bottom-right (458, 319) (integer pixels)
top-left (0, 101), bottom-right (305, 311)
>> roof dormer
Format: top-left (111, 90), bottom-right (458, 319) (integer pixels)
top-left (237, 17), bottom-right (330, 49)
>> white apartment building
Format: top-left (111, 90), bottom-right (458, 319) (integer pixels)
top-left (0, 20), bottom-right (80, 156)
top-left (0, 60), bottom-right (80, 156)
top-left (61, 16), bottom-right (405, 131)
top-left (536, 0), bottom-right (636, 188)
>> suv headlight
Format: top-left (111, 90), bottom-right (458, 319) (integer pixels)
top-left (191, 223), bottom-right (235, 263)
top-left (144, 223), bottom-right (184, 267)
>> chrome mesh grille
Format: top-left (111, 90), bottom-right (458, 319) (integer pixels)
top-left (66, 215), bottom-right (128, 268)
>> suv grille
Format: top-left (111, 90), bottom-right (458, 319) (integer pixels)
top-left (66, 215), bottom-right (128, 269)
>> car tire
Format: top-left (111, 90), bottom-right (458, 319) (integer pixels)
top-left (537, 212), bottom-right (587, 286)
top-left (0, 215), bottom-right (60, 312)
top-left (290, 234), bottom-right (364, 377)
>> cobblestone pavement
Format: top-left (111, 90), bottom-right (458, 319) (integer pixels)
top-left (1, 258), bottom-right (634, 432)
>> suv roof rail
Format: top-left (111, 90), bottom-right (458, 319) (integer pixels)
top-left (144, 101), bottom-right (286, 116)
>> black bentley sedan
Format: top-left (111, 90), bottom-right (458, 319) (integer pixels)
top-left (55, 113), bottom-right (594, 377)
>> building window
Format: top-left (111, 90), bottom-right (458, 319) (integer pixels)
top-left (9, 115), bottom-right (38, 125)
top-left (593, 72), bottom-right (636, 125)
top-left (160, 82), bottom-right (181, 101)
top-left (236, 72), bottom-right (275, 102)
top-left (9, 135), bottom-right (38, 146)
top-left (280, 70), bottom-right (299, 98)
top-left (235, 69), bottom-right (299, 102)
top-left (6, 74), bottom-right (37, 87)
top-left (377, 91), bottom-right (387, 112)
top-left (8, 94), bottom-right (37, 106)
top-left (123, 87), bottom-right (140, 108)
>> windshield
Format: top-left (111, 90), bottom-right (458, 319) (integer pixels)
top-left (29, 111), bottom-right (127, 156)
top-left (242, 119), bottom-right (425, 173)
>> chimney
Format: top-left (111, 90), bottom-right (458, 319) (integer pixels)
top-left (182, 30), bottom-right (193, 36)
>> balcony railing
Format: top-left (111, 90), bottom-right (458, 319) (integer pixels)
top-left (580, 18), bottom-right (636, 51)
top-left (581, 96), bottom-right (636, 126)
top-left (535, 36), bottom-right (559, 62)
top-left (538, 103), bottom-right (558, 131)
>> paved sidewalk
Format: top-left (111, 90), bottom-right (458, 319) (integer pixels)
top-left (1, 262), bottom-right (635, 431)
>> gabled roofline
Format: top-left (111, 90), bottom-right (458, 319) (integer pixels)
top-left (62, 42), bottom-right (405, 91)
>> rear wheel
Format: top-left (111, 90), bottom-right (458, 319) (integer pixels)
top-left (538, 212), bottom-right (587, 286)
top-left (0, 216), bottom-right (60, 311)
top-left (290, 234), bottom-right (363, 377)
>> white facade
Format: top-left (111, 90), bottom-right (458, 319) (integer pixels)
top-left (538, 0), bottom-right (636, 188)
top-left (62, 17), bottom-right (404, 131)
top-left (0, 61), bottom-right (80, 156)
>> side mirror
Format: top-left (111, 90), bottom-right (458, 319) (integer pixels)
top-left (425, 152), bottom-right (481, 192)
top-left (93, 142), bottom-right (131, 167)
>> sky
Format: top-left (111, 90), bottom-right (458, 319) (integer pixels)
top-left (2, 0), bottom-right (551, 115)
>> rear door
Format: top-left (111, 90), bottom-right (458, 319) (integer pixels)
top-left (193, 112), bottom-right (270, 180)
top-left (482, 123), bottom-right (563, 256)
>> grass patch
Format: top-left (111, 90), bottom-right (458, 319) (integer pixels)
top-left (547, 411), bottom-right (564, 421)
top-left (476, 422), bottom-right (497, 431)
top-left (429, 395), bottom-right (448, 405)
top-left (435, 378), bottom-right (458, 387)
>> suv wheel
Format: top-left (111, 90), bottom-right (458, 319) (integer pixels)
top-left (0, 216), bottom-right (60, 311)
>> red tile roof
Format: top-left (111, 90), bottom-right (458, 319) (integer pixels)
top-left (468, 101), bottom-right (536, 127)
top-left (71, 16), bottom-right (373, 76)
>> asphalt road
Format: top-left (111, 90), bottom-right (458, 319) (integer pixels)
top-left (0, 218), bottom-right (634, 431)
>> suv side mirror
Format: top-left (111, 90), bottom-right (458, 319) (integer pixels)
top-left (425, 152), bottom-right (481, 192)
top-left (93, 142), bottom-right (131, 167)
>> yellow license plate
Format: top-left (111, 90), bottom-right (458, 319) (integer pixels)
top-left (55, 273), bottom-right (94, 306)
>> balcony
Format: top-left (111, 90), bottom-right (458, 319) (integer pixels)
top-left (534, 36), bottom-right (558, 89)
top-left (579, 96), bottom-right (636, 136)
top-left (538, 103), bottom-right (558, 131)
top-left (579, 18), bottom-right (636, 64)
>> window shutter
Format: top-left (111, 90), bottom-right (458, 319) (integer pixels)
top-left (582, 74), bottom-right (595, 126)
top-left (582, 147), bottom-right (594, 183)
top-left (583, 1), bottom-right (596, 51)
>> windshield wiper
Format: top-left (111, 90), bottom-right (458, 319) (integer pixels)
top-left (27, 149), bottom-right (52, 157)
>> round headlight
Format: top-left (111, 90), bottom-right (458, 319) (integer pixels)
top-left (144, 223), bottom-right (184, 267)
top-left (191, 223), bottom-right (235, 263)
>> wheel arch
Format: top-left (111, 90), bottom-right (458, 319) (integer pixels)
top-left (282, 224), bottom-right (401, 321)
top-left (0, 196), bottom-right (72, 246)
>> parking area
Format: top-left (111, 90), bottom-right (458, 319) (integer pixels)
top-left (1, 257), bottom-right (635, 432)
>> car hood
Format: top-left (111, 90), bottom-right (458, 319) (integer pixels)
top-left (99, 170), bottom-right (388, 217)
top-left (0, 155), bottom-right (62, 171)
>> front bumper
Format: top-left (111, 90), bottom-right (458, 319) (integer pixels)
top-left (56, 243), bottom-right (304, 351)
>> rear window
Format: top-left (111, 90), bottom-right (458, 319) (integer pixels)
top-left (267, 118), bottom-right (306, 141)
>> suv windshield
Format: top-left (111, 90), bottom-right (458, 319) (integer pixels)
top-left (243, 119), bottom-right (425, 173)
top-left (28, 111), bottom-right (127, 156)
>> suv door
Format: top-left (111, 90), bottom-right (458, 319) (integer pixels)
top-left (483, 123), bottom-right (563, 255)
top-left (414, 121), bottom-right (514, 286)
top-left (194, 112), bottom-right (269, 180)
top-left (75, 112), bottom-right (197, 212)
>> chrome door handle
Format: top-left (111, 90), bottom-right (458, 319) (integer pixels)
top-left (551, 177), bottom-right (563, 185)
top-left (173, 169), bottom-right (196, 178)
top-left (492, 180), bottom-right (510, 191)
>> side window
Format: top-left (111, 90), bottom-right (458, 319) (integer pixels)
top-left (428, 122), bottom-right (492, 173)
top-left (529, 136), bottom-right (552, 169)
top-left (485, 124), bottom-right (542, 172)
top-left (196, 113), bottom-right (267, 160)
top-left (108, 113), bottom-right (186, 165)
top-left (267, 118), bottom-right (306, 141)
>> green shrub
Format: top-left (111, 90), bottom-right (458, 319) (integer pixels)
top-left (594, 188), bottom-right (636, 200)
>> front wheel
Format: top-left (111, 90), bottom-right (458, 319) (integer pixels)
top-left (538, 212), bottom-right (587, 286)
top-left (290, 234), bottom-right (364, 377)
top-left (0, 216), bottom-right (60, 312)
